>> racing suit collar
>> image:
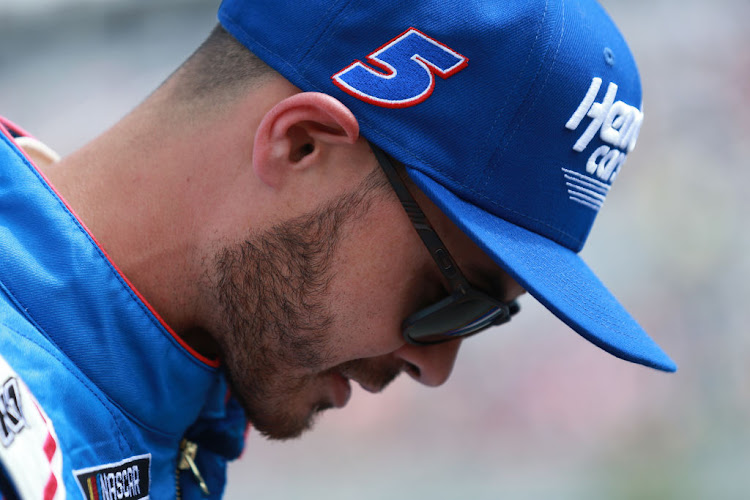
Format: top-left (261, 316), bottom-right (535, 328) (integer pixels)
top-left (0, 121), bottom-right (226, 437)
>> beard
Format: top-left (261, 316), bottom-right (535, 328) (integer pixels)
top-left (210, 167), bottom-right (402, 440)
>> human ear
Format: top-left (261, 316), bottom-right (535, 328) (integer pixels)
top-left (252, 92), bottom-right (360, 188)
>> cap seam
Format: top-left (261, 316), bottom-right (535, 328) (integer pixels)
top-left (482, 0), bottom-right (566, 190)
top-left (220, 14), bottom-right (329, 95)
top-left (471, 0), bottom-right (549, 175)
top-left (295, 0), bottom-right (353, 65)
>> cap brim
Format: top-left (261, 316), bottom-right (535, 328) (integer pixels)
top-left (407, 169), bottom-right (677, 373)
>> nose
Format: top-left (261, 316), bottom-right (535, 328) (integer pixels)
top-left (394, 339), bottom-right (462, 387)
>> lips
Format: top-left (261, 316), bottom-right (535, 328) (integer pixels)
top-left (330, 372), bottom-right (352, 408)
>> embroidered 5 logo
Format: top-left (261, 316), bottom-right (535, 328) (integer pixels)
top-left (332, 28), bottom-right (468, 108)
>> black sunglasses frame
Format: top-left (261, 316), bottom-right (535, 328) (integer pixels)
top-left (369, 143), bottom-right (519, 345)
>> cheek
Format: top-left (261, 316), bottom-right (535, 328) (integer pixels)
top-left (326, 203), bottom-right (430, 359)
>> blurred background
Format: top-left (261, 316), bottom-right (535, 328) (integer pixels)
top-left (1, 0), bottom-right (748, 498)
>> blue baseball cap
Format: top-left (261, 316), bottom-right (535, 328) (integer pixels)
top-left (218, 0), bottom-right (677, 372)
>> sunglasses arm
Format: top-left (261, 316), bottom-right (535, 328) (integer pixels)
top-left (370, 144), bottom-right (472, 294)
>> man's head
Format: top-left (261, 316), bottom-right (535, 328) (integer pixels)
top-left (211, 0), bottom-right (675, 371)
top-left (53, 0), bottom-right (674, 440)
top-left (136, 25), bottom-right (525, 439)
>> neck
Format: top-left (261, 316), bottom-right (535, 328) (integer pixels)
top-left (41, 104), bottom-right (230, 352)
top-left (40, 76), bottom-right (299, 357)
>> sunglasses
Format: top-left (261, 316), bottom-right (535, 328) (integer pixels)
top-left (369, 143), bottom-right (520, 345)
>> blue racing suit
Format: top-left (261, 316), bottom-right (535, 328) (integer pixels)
top-left (0, 117), bottom-right (247, 499)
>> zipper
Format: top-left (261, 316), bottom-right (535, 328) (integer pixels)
top-left (176, 438), bottom-right (210, 499)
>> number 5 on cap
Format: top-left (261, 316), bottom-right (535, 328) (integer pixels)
top-left (332, 28), bottom-right (468, 108)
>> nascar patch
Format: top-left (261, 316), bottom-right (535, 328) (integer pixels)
top-left (74, 454), bottom-right (151, 500)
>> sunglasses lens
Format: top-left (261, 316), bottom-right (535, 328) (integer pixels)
top-left (404, 295), bottom-right (513, 344)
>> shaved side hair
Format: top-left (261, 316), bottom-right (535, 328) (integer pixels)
top-left (164, 25), bottom-right (276, 111)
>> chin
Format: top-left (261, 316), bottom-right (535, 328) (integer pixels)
top-left (249, 399), bottom-right (335, 441)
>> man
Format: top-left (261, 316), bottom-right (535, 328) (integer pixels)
top-left (0, 0), bottom-right (676, 498)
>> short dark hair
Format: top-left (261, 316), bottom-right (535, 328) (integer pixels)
top-left (166, 24), bottom-right (275, 108)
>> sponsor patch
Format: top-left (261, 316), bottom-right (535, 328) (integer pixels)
top-left (0, 354), bottom-right (65, 499)
top-left (0, 376), bottom-right (26, 447)
top-left (74, 455), bottom-right (151, 500)
top-left (564, 76), bottom-right (644, 211)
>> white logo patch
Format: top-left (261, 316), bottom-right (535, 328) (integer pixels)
top-left (0, 354), bottom-right (66, 499)
top-left (564, 77), bottom-right (643, 210)
top-left (0, 376), bottom-right (26, 447)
